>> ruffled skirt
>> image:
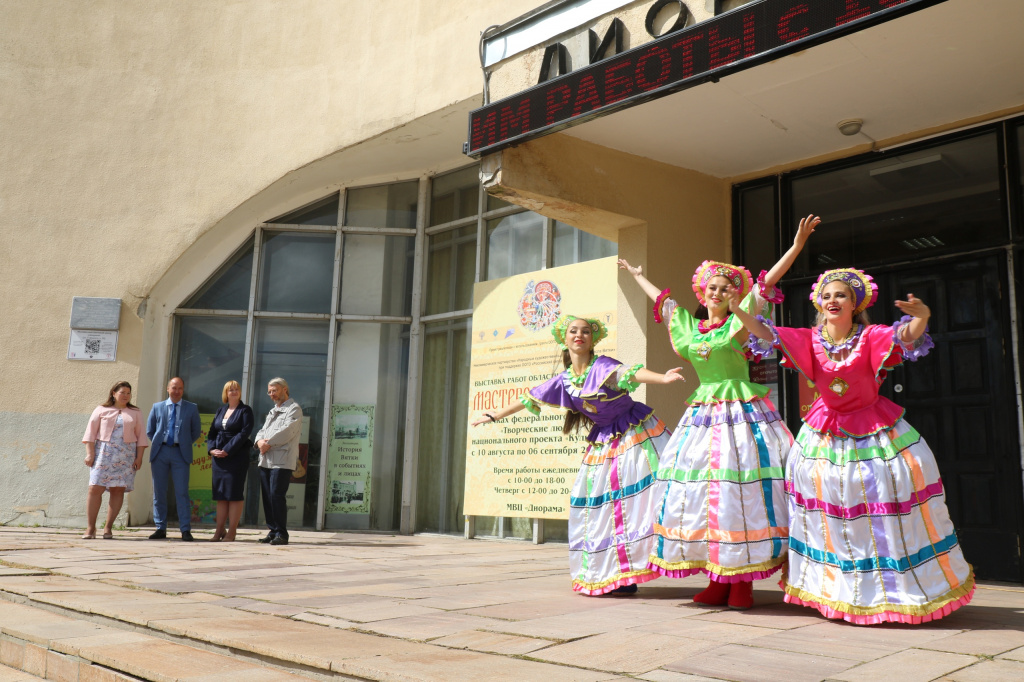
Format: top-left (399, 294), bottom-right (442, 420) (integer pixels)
top-left (647, 398), bottom-right (793, 582)
top-left (783, 419), bottom-right (974, 624)
top-left (570, 414), bottom-right (672, 595)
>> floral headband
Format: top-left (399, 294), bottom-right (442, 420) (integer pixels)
top-left (811, 268), bottom-right (877, 315)
top-left (551, 314), bottom-right (609, 350)
top-left (691, 260), bottom-right (753, 304)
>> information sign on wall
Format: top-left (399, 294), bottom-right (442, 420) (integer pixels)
top-left (326, 404), bottom-right (374, 515)
top-left (189, 414), bottom-right (217, 524)
top-left (464, 257), bottom-right (618, 520)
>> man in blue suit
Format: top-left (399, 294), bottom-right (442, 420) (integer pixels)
top-left (147, 377), bottom-right (202, 541)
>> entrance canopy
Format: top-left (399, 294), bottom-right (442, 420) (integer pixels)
top-left (468, 0), bottom-right (1024, 178)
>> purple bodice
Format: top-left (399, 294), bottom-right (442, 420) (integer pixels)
top-left (528, 355), bottom-right (653, 443)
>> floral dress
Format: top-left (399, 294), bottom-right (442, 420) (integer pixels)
top-left (647, 285), bottom-right (794, 583)
top-left (758, 316), bottom-right (974, 623)
top-left (522, 355), bottom-right (674, 594)
top-left (89, 414), bottom-right (138, 491)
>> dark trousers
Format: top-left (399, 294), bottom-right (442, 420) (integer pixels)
top-left (259, 466), bottom-right (292, 539)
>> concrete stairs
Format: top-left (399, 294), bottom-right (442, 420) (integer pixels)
top-left (0, 598), bottom-right (318, 682)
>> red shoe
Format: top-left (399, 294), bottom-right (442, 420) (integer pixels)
top-left (728, 581), bottom-right (754, 610)
top-left (692, 579), bottom-right (730, 606)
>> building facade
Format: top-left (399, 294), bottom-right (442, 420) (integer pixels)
top-left (2, 0), bottom-right (1022, 582)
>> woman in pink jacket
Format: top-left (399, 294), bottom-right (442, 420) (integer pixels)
top-left (82, 381), bottom-right (149, 539)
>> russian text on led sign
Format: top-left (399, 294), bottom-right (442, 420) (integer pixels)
top-left (466, 0), bottom-right (947, 157)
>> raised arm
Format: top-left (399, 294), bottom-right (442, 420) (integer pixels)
top-left (632, 367), bottom-right (686, 385)
top-left (762, 214), bottom-right (820, 290)
top-left (726, 291), bottom-right (773, 341)
top-left (894, 294), bottom-right (931, 342)
top-left (618, 259), bottom-right (663, 302)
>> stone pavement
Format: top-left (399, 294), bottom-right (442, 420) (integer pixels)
top-left (0, 527), bottom-right (1022, 681)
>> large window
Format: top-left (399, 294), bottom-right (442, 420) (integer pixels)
top-left (175, 166), bottom-right (617, 536)
top-left (174, 180), bottom-right (418, 531)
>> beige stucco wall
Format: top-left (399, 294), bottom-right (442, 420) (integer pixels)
top-left (0, 0), bottom-right (539, 527)
top-left (482, 134), bottom-right (731, 428)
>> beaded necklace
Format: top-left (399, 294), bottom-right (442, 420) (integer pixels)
top-left (820, 324), bottom-right (863, 355)
top-left (697, 315), bottom-right (730, 334)
top-left (568, 355), bottom-right (596, 387)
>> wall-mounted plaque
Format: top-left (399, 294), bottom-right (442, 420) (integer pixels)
top-left (70, 297), bottom-right (121, 330)
top-left (67, 330), bottom-right (118, 361)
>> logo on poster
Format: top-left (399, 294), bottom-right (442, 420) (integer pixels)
top-left (518, 280), bottom-right (562, 331)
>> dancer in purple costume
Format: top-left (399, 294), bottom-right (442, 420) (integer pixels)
top-left (471, 315), bottom-right (683, 595)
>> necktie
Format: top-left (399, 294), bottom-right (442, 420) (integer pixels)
top-left (166, 403), bottom-right (177, 445)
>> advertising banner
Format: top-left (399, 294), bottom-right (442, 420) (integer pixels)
top-left (188, 413), bottom-right (216, 524)
top-left (464, 257), bottom-right (618, 520)
top-left (325, 404), bottom-right (375, 515)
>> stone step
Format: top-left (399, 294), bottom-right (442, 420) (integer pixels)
top-left (0, 600), bottom-right (316, 682)
top-left (0, 663), bottom-right (45, 682)
top-left (0, 574), bottom-right (612, 681)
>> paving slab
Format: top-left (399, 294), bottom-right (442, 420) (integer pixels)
top-left (918, 627), bottom-right (1024, 656)
top-left (334, 647), bottom-right (616, 681)
top-left (940, 659), bottom-right (1024, 681)
top-left (638, 671), bottom-right (731, 682)
top-left (530, 630), bottom-right (724, 674)
top-left (313, 599), bottom-right (444, 623)
top-left (662, 643), bottom-right (854, 682)
top-left (429, 629), bottom-right (553, 655)
top-left (360, 611), bottom-right (511, 640)
top-left (747, 620), bottom-right (956, 662)
top-left (633, 616), bottom-right (779, 644)
top-left (829, 648), bottom-right (979, 682)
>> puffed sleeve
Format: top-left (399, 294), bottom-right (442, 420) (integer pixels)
top-left (667, 304), bottom-right (698, 360)
top-left (525, 372), bottom-right (573, 413)
top-left (772, 324), bottom-right (816, 384)
top-left (82, 406), bottom-right (103, 443)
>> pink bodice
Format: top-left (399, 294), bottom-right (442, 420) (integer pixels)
top-left (775, 325), bottom-right (906, 438)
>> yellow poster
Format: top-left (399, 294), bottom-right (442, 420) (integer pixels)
top-left (464, 257), bottom-right (618, 520)
top-left (189, 413), bottom-right (216, 524)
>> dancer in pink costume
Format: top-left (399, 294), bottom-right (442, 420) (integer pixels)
top-left (738, 266), bottom-right (974, 623)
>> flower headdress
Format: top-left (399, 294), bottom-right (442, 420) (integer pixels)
top-left (691, 260), bottom-right (753, 304)
top-left (810, 268), bottom-right (877, 315)
top-left (551, 315), bottom-right (609, 351)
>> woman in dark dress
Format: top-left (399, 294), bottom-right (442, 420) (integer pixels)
top-left (207, 380), bottom-right (254, 541)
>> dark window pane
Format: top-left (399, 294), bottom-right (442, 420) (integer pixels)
top-left (425, 226), bottom-right (477, 315)
top-left (486, 194), bottom-right (512, 212)
top-left (345, 181), bottom-right (418, 228)
top-left (1018, 123), bottom-right (1024, 213)
top-left (184, 237), bottom-right (254, 310)
top-left (340, 234), bottom-right (414, 316)
top-left (173, 317), bottom-right (247, 414)
top-left (258, 232), bottom-right (335, 313)
top-left (486, 212), bottom-right (543, 280)
top-left (791, 132), bottom-right (1004, 275)
top-left (431, 166), bottom-right (478, 226)
top-left (738, 184), bottom-right (777, 278)
top-left (250, 320), bottom-right (329, 529)
top-left (269, 194), bottom-right (339, 226)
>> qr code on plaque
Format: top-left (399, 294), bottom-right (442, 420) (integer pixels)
top-left (84, 338), bottom-right (101, 354)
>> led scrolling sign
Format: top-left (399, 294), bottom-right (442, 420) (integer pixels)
top-left (465, 0), bottom-right (947, 157)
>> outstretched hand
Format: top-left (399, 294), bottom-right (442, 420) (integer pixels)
top-left (663, 367), bottom-right (686, 384)
top-left (470, 415), bottom-right (492, 427)
top-left (895, 293), bottom-right (930, 319)
top-left (795, 214), bottom-right (821, 246)
top-left (617, 258), bottom-right (642, 277)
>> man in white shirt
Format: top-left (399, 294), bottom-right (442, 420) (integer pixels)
top-left (253, 378), bottom-right (303, 545)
